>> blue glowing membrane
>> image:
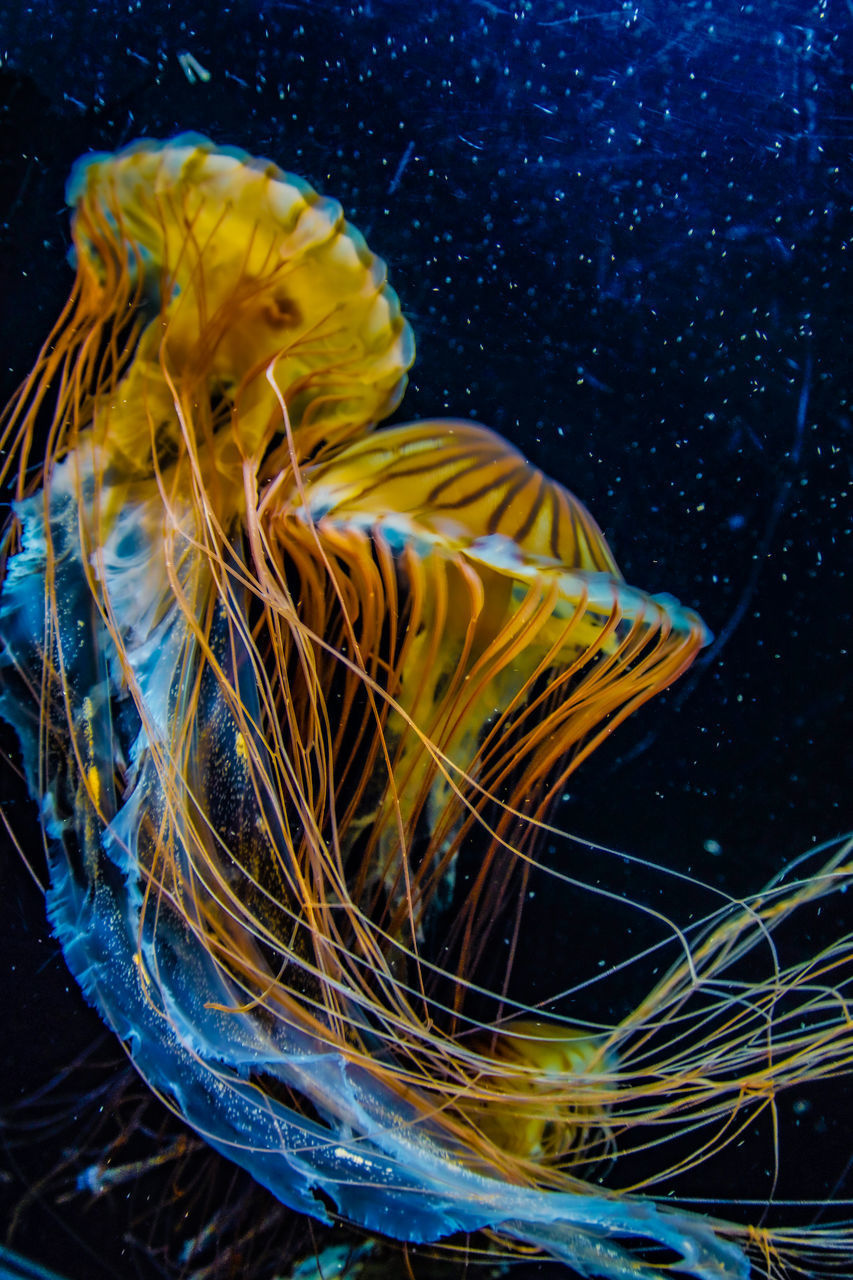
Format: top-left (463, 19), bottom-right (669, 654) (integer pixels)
top-left (1, 136), bottom-right (848, 1280)
top-left (0, 459), bottom-right (745, 1280)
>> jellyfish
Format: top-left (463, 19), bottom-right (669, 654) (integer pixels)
top-left (0, 136), bottom-right (850, 1280)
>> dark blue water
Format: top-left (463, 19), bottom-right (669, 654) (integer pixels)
top-left (0, 2), bottom-right (850, 1277)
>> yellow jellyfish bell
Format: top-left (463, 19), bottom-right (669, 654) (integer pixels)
top-left (1, 135), bottom-right (851, 1280)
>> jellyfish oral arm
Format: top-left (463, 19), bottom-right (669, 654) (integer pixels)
top-left (0, 455), bottom-right (744, 1280)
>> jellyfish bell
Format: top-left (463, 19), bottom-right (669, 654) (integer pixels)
top-left (63, 134), bottom-right (412, 478)
top-left (0, 135), bottom-right (851, 1280)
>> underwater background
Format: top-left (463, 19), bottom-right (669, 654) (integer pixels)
top-left (0, 1), bottom-right (850, 1277)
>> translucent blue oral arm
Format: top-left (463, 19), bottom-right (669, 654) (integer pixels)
top-left (0, 484), bottom-right (749, 1280)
